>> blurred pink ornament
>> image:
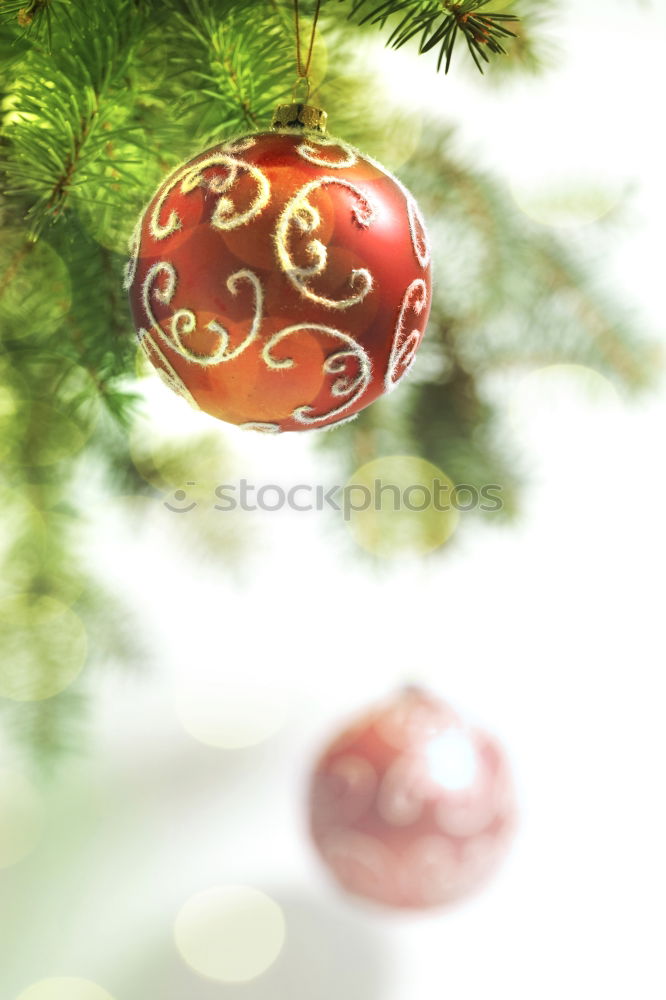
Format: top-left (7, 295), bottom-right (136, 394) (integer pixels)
top-left (309, 687), bottom-right (516, 909)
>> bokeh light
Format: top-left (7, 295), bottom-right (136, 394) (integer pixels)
top-left (509, 363), bottom-right (621, 424)
top-left (174, 886), bottom-right (286, 983)
top-left (510, 175), bottom-right (622, 228)
top-left (1, 358), bottom-right (100, 467)
top-left (0, 235), bottom-right (71, 340)
top-left (129, 405), bottom-right (234, 494)
top-left (22, 402), bottom-right (88, 466)
top-left (0, 502), bottom-right (86, 608)
top-left (0, 768), bottom-right (43, 869)
top-left (15, 979), bottom-right (114, 1000)
top-left (506, 364), bottom-right (623, 461)
top-left (26, 361), bottom-right (100, 466)
top-left (345, 455), bottom-right (459, 558)
top-left (0, 595), bottom-right (87, 701)
top-left (0, 489), bottom-right (40, 596)
top-left (0, 381), bottom-right (19, 461)
top-left (174, 680), bottom-right (289, 749)
top-left (308, 26), bottom-right (328, 98)
top-left (360, 105), bottom-right (423, 172)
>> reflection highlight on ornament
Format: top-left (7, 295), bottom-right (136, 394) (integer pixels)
top-left (0, 768), bottom-right (43, 869)
top-left (510, 175), bottom-right (622, 228)
top-left (345, 455), bottom-right (459, 558)
top-left (425, 729), bottom-right (479, 792)
top-left (0, 594), bottom-right (87, 701)
top-left (174, 680), bottom-right (289, 749)
top-left (174, 886), bottom-right (286, 983)
top-left (15, 979), bottom-right (115, 1000)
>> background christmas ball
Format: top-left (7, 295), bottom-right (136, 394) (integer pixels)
top-left (309, 687), bottom-right (515, 909)
top-left (125, 126), bottom-right (432, 432)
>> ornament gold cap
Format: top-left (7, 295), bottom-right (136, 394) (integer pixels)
top-left (271, 103), bottom-right (328, 133)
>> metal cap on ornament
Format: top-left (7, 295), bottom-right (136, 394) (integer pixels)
top-left (271, 102), bottom-right (328, 133)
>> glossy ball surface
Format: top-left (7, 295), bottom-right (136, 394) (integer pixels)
top-left (309, 687), bottom-right (515, 909)
top-left (126, 130), bottom-right (432, 432)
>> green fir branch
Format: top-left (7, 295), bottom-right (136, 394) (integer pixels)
top-left (165, 0), bottom-right (295, 141)
top-left (0, 0), bottom-right (67, 50)
top-left (1, 0), bottom-right (149, 234)
top-left (340, 0), bottom-right (518, 72)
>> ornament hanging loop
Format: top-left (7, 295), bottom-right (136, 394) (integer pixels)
top-left (271, 101), bottom-right (328, 133)
top-left (291, 74), bottom-right (311, 104)
top-left (273, 0), bottom-right (326, 133)
top-left (294, 0), bottom-right (321, 83)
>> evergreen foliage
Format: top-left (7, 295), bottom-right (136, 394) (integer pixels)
top-left (342, 0), bottom-right (519, 73)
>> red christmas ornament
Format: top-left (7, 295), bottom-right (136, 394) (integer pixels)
top-left (309, 687), bottom-right (515, 909)
top-left (125, 108), bottom-right (431, 432)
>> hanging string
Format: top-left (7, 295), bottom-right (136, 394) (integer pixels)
top-left (292, 0), bottom-right (322, 102)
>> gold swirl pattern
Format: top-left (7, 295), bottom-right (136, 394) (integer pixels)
top-left (321, 829), bottom-right (396, 903)
top-left (275, 178), bottom-right (376, 310)
top-left (123, 217), bottom-right (142, 291)
top-left (262, 324), bottom-right (372, 426)
top-left (407, 197), bottom-right (431, 269)
top-left (222, 137), bottom-right (256, 153)
top-left (142, 262), bottom-right (263, 368)
top-left (169, 270), bottom-right (263, 366)
top-left (239, 422), bottom-right (281, 433)
top-left (315, 411), bottom-right (361, 433)
top-left (385, 279), bottom-right (428, 392)
top-left (356, 146), bottom-right (432, 270)
top-left (136, 328), bottom-right (199, 409)
top-left (141, 260), bottom-right (178, 328)
top-left (401, 835), bottom-right (459, 904)
top-left (149, 141), bottom-right (270, 241)
top-left (296, 136), bottom-right (358, 169)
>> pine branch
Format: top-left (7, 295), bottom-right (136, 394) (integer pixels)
top-left (479, 0), bottom-right (559, 79)
top-left (1, 0), bottom-right (149, 235)
top-left (0, 0), bottom-right (62, 48)
top-left (165, 0), bottom-right (295, 141)
top-left (340, 0), bottom-right (518, 72)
